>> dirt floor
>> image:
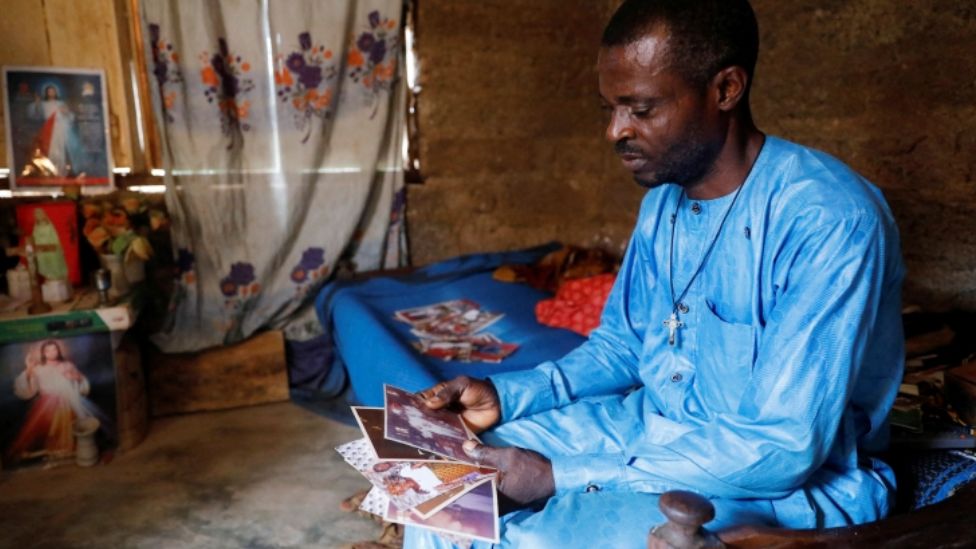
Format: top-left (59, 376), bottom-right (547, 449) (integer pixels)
top-left (0, 401), bottom-right (383, 548)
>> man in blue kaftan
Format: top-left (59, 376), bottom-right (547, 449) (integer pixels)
top-left (407, 1), bottom-right (904, 547)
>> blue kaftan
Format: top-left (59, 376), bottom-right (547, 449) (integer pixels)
top-left (405, 136), bottom-right (905, 548)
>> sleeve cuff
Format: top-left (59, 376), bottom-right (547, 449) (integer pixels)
top-left (550, 453), bottom-right (628, 495)
top-left (486, 366), bottom-right (556, 422)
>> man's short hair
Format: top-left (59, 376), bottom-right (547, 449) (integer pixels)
top-left (602, 0), bottom-right (759, 89)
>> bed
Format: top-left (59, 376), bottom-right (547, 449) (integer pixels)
top-left (314, 242), bottom-right (585, 407)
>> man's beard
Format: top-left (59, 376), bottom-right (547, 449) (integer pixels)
top-left (620, 130), bottom-right (719, 189)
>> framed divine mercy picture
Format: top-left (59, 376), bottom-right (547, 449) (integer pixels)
top-left (2, 66), bottom-right (114, 190)
top-left (0, 334), bottom-right (118, 470)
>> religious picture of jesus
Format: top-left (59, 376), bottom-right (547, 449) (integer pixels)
top-left (27, 85), bottom-right (77, 178)
top-left (2, 67), bottom-right (113, 189)
top-left (0, 335), bottom-right (118, 469)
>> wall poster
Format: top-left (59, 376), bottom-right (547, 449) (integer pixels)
top-left (2, 67), bottom-right (114, 190)
top-left (0, 334), bottom-right (118, 469)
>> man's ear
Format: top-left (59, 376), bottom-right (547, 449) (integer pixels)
top-left (712, 66), bottom-right (750, 112)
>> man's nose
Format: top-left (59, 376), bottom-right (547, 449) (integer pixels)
top-left (605, 110), bottom-right (635, 143)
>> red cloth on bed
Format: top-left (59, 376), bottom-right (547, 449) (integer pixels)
top-left (535, 273), bottom-right (616, 336)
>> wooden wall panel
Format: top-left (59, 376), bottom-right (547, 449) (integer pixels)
top-left (0, 0), bottom-right (135, 172)
top-left (44, 0), bottom-right (133, 168)
top-left (0, 1), bottom-right (53, 168)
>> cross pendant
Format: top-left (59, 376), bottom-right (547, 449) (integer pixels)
top-left (663, 312), bottom-right (684, 346)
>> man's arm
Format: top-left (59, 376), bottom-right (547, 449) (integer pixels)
top-left (424, 192), bottom-right (658, 426)
top-left (486, 215), bottom-right (652, 422)
top-left (548, 212), bottom-right (903, 499)
top-left (420, 197), bottom-right (659, 507)
top-left (420, 230), bottom-right (652, 506)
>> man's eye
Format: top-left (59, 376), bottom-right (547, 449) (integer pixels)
top-left (630, 107), bottom-right (651, 117)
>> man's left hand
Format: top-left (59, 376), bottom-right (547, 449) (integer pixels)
top-left (462, 440), bottom-right (555, 508)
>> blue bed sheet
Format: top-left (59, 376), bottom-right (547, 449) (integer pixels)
top-left (315, 244), bottom-right (587, 406)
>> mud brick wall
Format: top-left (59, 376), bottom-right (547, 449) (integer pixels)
top-left (408, 1), bottom-right (976, 310)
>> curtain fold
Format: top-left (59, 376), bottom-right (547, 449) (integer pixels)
top-left (141, 0), bottom-right (406, 352)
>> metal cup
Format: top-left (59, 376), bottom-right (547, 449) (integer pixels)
top-left (94, 268), bottom-right (111, 305)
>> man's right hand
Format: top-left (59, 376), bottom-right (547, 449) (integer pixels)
top-left (419, 375), bottom-right (501, 434)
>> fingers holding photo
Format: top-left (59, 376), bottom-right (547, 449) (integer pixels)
top-left (461, 441), bottom-right (554, 509)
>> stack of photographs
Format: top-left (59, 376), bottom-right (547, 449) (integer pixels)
top-left (394, 299), bottom-right (519, 363)
top-left (336, 385), bottom-right (500, 544)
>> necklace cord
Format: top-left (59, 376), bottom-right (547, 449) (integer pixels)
top-left (668, 182), bottom-right (746, 314)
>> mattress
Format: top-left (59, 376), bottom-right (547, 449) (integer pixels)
top-left (314, 243), bottom-right (586, 406)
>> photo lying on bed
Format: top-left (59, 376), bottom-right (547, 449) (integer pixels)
top-left (395, 299), bottom-right (503, 339)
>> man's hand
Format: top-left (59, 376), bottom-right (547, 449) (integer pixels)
top-left (419, 375), bottom-right (501, 433)
top-left (462, 440), bottom-right (555, 508)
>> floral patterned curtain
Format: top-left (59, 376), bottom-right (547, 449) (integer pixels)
top-left (141, 0), bottom-right (407, 352)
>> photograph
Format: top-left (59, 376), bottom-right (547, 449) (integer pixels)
top-left (385, 478), bottom-right (499, 544)
top-left (357, 487), bottom-right (391, 517)
top-left (363, 458), bottom-right (492, 512)
top-left (352, 406), bottom-right (441, 461)
top-left (383, 384), bottom-right (476, 462)
top-left (470, 341), bottom-right (519, 363)
top-left (0, 334), bottom-right (117, 469)
top-left (411, 339), bottom-right (473, 362)
top-left (394, 300), bottom-right (517, 363)
top-left (2, 67), bottom-right (113, 189)
top-left (336, 436), bottom-right (493, 514)
top-left (394, 302), bottom-right (456, 326)
top-left (394, 299), bottom-right (503, 339)
top-left (410, 483), bottom-right (470, 519)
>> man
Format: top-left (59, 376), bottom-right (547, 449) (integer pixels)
top-left (406, 0), bottom-right (904, 546)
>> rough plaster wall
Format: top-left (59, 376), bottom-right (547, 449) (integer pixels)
top-left (408, 0), bottom-right (638, 263)
top-left (409, 1), bottom-right (976, 309)
top-left (749, 1), bottom-right (976, 309)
